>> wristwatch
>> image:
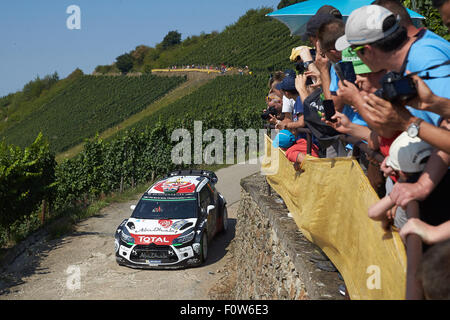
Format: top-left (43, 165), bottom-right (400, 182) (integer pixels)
top-left (303, 60), bottom-right (314, 69)
top-left (407, 118), bottom-right (423, 138)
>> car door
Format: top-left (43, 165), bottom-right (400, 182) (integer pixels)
top-left (199, 186), bottom-right (216, 240)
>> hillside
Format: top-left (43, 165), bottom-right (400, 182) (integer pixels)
top-left (116, 73), bottom-right (269, 139)
top-left (100, 8), bottom-right (303, 75)
top-left (0, 74), bottom-right (186, 153)
top-left (1, 8), bottom-right (303, 157)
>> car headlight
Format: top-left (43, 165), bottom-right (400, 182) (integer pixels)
top-left (173, 228), bottom-right (195, 245)
top-left (120, 227), bottom-right (135, 245)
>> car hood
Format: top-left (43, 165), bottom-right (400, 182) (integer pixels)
top-left (126, 217), bottom-right (197, 235)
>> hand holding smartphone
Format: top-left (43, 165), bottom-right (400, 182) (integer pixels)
top-left (334, 62), bottom-right (356, 84)
top-left (323, 99), bottom-right (336, 122)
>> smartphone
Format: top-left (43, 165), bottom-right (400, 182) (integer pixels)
top-left (305, 76), bottom-right (314, 86)
top-left (310, 49), bottom-right (317, 61)
top-left (334, 62), bottom-right (356, 84)
top-left (323, 99), bottom-right (336, 122)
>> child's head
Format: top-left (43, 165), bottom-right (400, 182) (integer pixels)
top-left (273, 130), bottom-right (296, 150)
top-left (385, 132), bottom-right (433, 181)
top-left (417, 239), bottom-right (450, 300)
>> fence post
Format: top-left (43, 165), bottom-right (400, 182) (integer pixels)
top-left (40, 200), bottom-right (47, 225)
top-left (306, 132), bottom-right (312, 155)
top-left (265, 123), bottom-right (273, 196)
top-left (405, 200), bottom-right (424, 300)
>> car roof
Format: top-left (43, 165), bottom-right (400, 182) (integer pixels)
top-left (146, 175), bottom-right (209, 195)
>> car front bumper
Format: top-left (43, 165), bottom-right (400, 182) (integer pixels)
top-left (115, 239), bottom-right (202, 269)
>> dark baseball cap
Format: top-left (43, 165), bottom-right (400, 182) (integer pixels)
top-left (275, 69), bottom-right (296, 91)
top-left (303, 13), bottom-right (337, 40)
top-left (302, 5), bottom-right (343, 40)
top-left (316, 5), bottom-right (343, 19)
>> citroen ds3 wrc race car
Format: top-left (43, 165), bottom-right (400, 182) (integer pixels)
top-left (115, 170), bottom-right (228, 269)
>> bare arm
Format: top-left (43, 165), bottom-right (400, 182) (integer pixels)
top-left (400, 219), bottom-right (450, 245)
top-left (415, 119), bottom-right (450, 154)
top-left (408, 72), bottom-right (450, 119)
top-left (389, 149), bottom-right (450, 208)
top-left (286, 115), bottom-right (305, 130)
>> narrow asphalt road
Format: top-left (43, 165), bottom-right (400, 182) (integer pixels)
top-left (0, 161), bottom-right (261, 300)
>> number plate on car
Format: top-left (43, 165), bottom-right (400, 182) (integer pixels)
top-left (147, 260), bottom-right (161, 266)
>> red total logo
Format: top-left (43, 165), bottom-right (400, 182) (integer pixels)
top-left (132, 234), bottom-right (179, 245)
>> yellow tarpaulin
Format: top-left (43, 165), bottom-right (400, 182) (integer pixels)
top-left (261, 135), bottom-right (407, 300)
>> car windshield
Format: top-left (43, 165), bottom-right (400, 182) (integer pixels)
top-left (131, 197), bottom-right (198, 219)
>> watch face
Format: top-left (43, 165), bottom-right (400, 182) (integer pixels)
top-left (407, 124), bottom-right (418, 137)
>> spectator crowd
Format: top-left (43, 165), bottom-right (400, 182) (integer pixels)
top-left (262, 0), bottom-right (450, 300)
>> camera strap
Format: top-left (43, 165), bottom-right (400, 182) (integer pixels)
top-left (407, 60), bottom-right (450, 80)
top-left (401, 29), bottom-right (450, 80)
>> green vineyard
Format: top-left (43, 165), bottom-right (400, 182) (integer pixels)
top-left (120, 8), bottom-right (304, 74)
top-left (0, 74), bottom-right (186, 153)
top-left (124, 74), bottom-right (269, 135)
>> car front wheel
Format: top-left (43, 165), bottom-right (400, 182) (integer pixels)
top-left (222, 206), bottom-right (228, 233)
top-left (200, 231), bottom-right (208, 263)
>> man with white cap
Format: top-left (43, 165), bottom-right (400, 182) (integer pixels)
top-left (335, 4), bottom-right (450, 128)
top-left (336, 4), bottom-right (450, 213)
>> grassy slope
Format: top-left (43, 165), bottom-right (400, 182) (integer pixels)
top-left (1, 75), bottom-right (186, 153)
top-left (0, 75), bottom-right (80, 133)
top-left (146, 8), bottom-right (303, 72)
top-left (110, 73), bottom-right (270, 142)
top-left (56, 72), bottom-right (218, 162)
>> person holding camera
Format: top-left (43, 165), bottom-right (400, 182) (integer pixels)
top-left (335, 5), bottom-right (450, 129)
top-left (268, 70), bottom-right (296, 127)
top-left (272, 70), bottom-right (320, 167)
top-left (362, 81), bottom-right (450, 154)
top-left (261, 93), bottom-right (283, 125)
top-left (274, 70), bottom-right (305, 133)
top-left (334, 5), bottom-right (450, 239)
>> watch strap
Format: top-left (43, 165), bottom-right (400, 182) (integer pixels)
top-left (303, 60), bottom-right (314, 69)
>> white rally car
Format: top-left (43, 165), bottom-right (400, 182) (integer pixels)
top-left (115, 170), bottom-right (228, 269)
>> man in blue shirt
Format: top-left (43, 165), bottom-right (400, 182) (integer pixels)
top-left (336, 4), bottom-right (450, 228)
top-left (317, 17), bottom-right (369, 156)
top-left (335, 5), bottom-right (450, 128)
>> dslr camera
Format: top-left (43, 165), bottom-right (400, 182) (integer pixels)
top-left (294, 48), bottom-right (317, 75)
top-left (261, 106), bottom-right (278, 120)
top-left (294, 49), bottom-right (316, 86)
top-left (374, 71), bottom-right (417, 103)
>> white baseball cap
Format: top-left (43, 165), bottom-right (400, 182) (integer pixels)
top-left (385, 132), bottom-right (433, 173)
top-left (335, 5), bottom-right (400, 51)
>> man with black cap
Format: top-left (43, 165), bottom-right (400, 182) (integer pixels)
top-left (275, 69), bottom-right (304, 132)
top-left (302, 5), bottom-right (342, 48)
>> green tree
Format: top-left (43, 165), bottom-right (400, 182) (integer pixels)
top-left (161, 30), bottom-right (182, 50)
top-left (115, 53), bottom-right (134, 74)
top-left (131, 45), bottom-right (151, 65)
top-left (403, 0), bottom-right (449, 39)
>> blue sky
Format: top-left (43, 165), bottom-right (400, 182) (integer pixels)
top-left (0, 0), bottom-right (280, 97)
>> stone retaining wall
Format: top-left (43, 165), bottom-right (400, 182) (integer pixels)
top-left (210, 173), bottom-right (345, 300)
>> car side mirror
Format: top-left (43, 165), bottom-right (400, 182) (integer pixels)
top-left (130, 205), bottom-right (136, 211)
top-left (207, 205), bottom-right (215, 214)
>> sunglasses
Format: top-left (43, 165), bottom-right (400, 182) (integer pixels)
top-left (351, 45), bottom-right (365, 54)
top-left (266, 96), bottom-right (281, 103)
